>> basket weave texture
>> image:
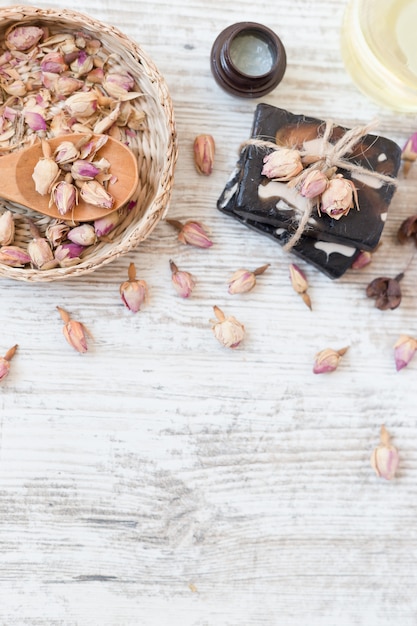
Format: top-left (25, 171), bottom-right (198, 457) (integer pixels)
top-left (0, 5), bottom-right (177, 282)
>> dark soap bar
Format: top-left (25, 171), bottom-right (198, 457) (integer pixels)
top-left (233, 104), bottom-right (401, 251)
top-left (217, 159), bottom-right (360, 279)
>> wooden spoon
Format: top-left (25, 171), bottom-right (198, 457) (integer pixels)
top-left (0, 133), bottom-right (139, 221)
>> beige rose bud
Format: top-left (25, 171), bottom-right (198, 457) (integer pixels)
top-left (261, 148), bottom-right (303, 181)
top-left (193, 134), bottom-right (215, 176)
top-left (211, 305), bottom-right (245, 349)
top-left (371, 425), bottom-right (399, 480)
top-left (320, 176), bottom-right (357, 220)
top-left (0, 210), bottom-right (15, 246)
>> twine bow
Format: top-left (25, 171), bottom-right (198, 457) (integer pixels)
top-left (243, 120), bottom-right (398, 251)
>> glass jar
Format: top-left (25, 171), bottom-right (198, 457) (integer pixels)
top-left (341, 0), bottom-right (417, 112)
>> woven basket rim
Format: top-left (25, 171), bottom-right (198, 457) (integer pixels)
top-left (0, 5), bottom-right (178, 282)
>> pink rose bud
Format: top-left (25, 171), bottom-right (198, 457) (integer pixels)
top-left (0, 210), bottom-right (15, 246)
top-left (0, 345), bottom-right (18, 382)
top-left (45, 221), bottom-right (70, 247)
top-left (0, 246), bottom-right (31, 267)
top-left (103, 72), bottom-right (135, 98)
top-left (211, 305), bottom-right (245, 349)
top-left (193, 134), bottom-right (215, 176)
top-left (169, 260), bottom-right (196, 298)
top-left (320, 176), bottom-right (357, 220)
top-left (28, 235), bottom-right (57, 270)
top-left (65, 92), bottom-right (97, 117)
top-left (41, 51), bottom-right (67, 73)
top-left (54, 76), bottom-right (84, 96)
top-left (3, 80), bottom-right (27, 97)
top-left (54, 141), bottom-right (80, 165)
top-left (70, 50), bottom-right (94, 76)
top-left (228, 263), bottom-right (269, 295)
top-left (393, 334), bottom-right (417, 371)
top-left (289, 263), bottom-right (312, 309)
top-left (261, 148), bottom-right (303, 181)
top-left (57, 306), bottom-right (90, 354)
top-left (6, 25), bottom-right (44, 51)
top-left (351, 250), bottom-right (372, 270)
top-left (300, 169), bottom-right (328, 198)
top-left (55, 242), bottom-right (85, 264)
top-left (80, 180), bottom-right (114, 209)
top-left (402, 132), bottom-right (417, 176)
top-left (94, 211), bottom-right (121, 237)
top-left (51, 179), bottom-right (78, 216)
top-left (24, 110), bottom-right (47, 132)
top-left (313, 346), bottom-right (349, 374)
top-left (67, 224), bottom-right (96, 246)
top-left (120, 262), bottom-right (148, 313)
top-left (166, 219), bottom-right (213, 248)
top-left (371, 425), bottom-right (399, 480)
top-left (71, 159), bottom-right (100, 180)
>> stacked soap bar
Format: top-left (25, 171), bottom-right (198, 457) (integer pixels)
top-left (217, 104), bottom-right (401, 278)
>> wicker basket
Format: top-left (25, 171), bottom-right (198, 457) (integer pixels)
top-left (0, 5), bottom-right (177, 282)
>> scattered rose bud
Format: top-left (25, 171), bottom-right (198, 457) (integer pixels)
top-left (261, 148), bottom-right (303, 181)
top-left (397, 214), bottom-right (417, 245)
top-left (211, 305), bottom-right (245, 349)
top-left (289, 263), bottom-right (312, 309)
top-left (313, 346), bottom-right (349, 374)
top-left (120, 262), bottom-right (148, 313)
top-left (79, 180), bottom-right (114, 209)
top-left (351, 250), bottom-right (372, 269)
top-left (299, 169), bottom-right (328, 198)
top-left (371, 425), bottom-right (399, 480)
top-left (5, 25), bottom-right (44, 51)
top-left (393, 334), bottom-right (417, 371)
top-left (166, 219), bottom-right (213, 248)
top-left (169, 259), bottom-right (196, 298)
top-left (57, 306), bottom-right (90, 353)
top-left (366, 274), bottom-right (403, 310)
top-left (0, 344), bottom-right (18, 382)
top-left (320, 175), bottom-right (358, 220)
top-left (0, 245), bottom-right (31, 267)
top-left (67, 224), bottom-right (96, 247)
top-left (193, 134), bottom-right (215, 175)
top-left (228, 264), bottom-right (270, 295)
top-left (401, 132), bottom-right (417, 176)
top-left (0, 210), bottom-right (15, 246)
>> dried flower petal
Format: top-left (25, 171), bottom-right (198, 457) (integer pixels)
top-left (261, 148), bottom-right (303, 181)
top-left (71, 159), bottom-right (100, 181)
top-left (366, 274), bottom-right (403, 310)
top-left (371, 425), bottom-right (399, 480)
top-left (57, 306), bottom-right (90, 353)
top-left (289, 263), bottom-right (312, 310)
top-left (167, 219), bottom-right (213, 248)
top-left (211, 305), bottom-right (245, 349)
top-left (0, 344), bottom-right (18, 382)
top-left (25, 110), bottom-right (47, 132)
top-left (0, 210), bottom-right (15, 246)
top-left (313, 346), bottom-right (349, 374)
top-left (228, 264), bottom-right (269, 295)
top-left (169, 260), bottom-right (196, 298)
top-left (193, 134), bottom-right (215, 176)
top-left (320, 176), bottom-right (358, 220)
top-left (79, 180), bottom-right (114, 209)
top-left (393, 334), bottom-right (417, 371)
top-left (120, 262), bottom-right (148, 313)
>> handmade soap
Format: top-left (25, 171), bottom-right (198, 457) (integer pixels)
top-left (232, 104), bottom-right (401, 250)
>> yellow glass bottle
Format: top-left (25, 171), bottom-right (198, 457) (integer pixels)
top-left (341, 0), bottom-right (417, 112)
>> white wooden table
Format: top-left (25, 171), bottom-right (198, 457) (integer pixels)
top-left (1, 0), bottom-right (417, 624)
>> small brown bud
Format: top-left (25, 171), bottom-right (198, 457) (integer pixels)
top-left (366, 274), bottom-right (402, 310)
top-left (193, 134), bottom-right (215, 175)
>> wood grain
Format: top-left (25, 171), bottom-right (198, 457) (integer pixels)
top-left (1, 0), bottom-right (417, 624)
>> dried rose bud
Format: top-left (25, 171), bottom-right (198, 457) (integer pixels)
top-left (79, 180), bottom-right (114, 209)
top-left (299, 169), bottom-right (328, 198)
top-left (320, 176), bottom-right (358, 220)
top-left (94, 212), bottom-right (121, 237)
top-left (289, 263), bottom-right (312, 309)
top-left (211, 305), bottom-right (245, 349)
top-left (103, 72), bottom-right (135, 99)
top-left (0, 345), bottom-right (18, 382)
top-left (228, 264), bottom-right (270, 295)
top-left (32, 153), bottom-right (60, 196)
top-left (401, 132), bottom-right (417, 176)
top-left (261, 148), bottom-right (303, 181)
top-left (393, 335), bottom-right (417, 371)
top-left (366, 274), bottom-right (402, 310)
top-left (371, 425), bottom-right (399, 480)
top-left (397, 214), bottom-right (417, 245)
top-left (28, 235), bottom-right (57, 270)
top-left (55, 242), bottom-right (85, 267)
top-left (167, 219), bottom-right (213, 248)
top-left (0, 245), bottom-right (31, 267)
top-left (24, 110), bottom-right (47, 132)
top-left (193, 134), bottom-right (215, 176)
top-left (351, 250), bottom-right (372, 270)
top-left (54, 75), bottom-right (84, 97)
top-left (45, 221), bottom-right (70, 247)
top-left (71, 159), bottom-right (101, 181)
top-left (6, 25), bottom-right (44, 51)
top-left (41, 51), bottom-right (67, 74)
top-left (70, 50), bottom-right (94, 76)
top-left (67, 224), bottom-right (96, 247)
top-left (120, 262), bottom-right (148, 313)
top-left (0, 210), bottom-right (15, 246)
top-left (65, 92), bottom-right (97, 117)
top-left (3, 80), bottom-right (27, 97)
top-left (313, 346), bottom-right (349, 374)
top-left (169, 260), bottom-right (196, 298)
top-left (54, 141), bottom-right (80, 165)
top-left (51, 178), bottom-right (78, 216)
top-left (57, 306), bottom-right (90, 354)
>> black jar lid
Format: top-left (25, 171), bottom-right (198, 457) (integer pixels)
top-left (210, 22), bottom-right (287, 98)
